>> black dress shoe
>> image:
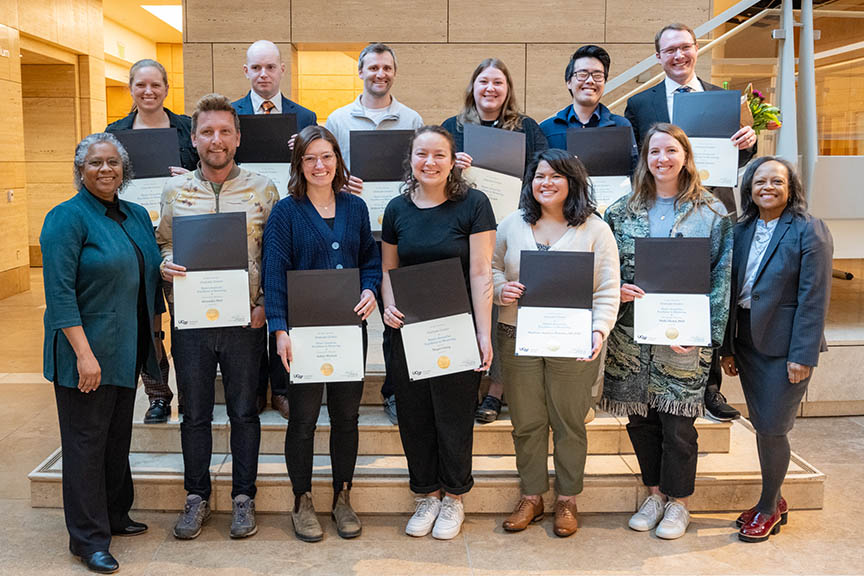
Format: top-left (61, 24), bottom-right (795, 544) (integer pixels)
top-left (112, 519), bottom-right (149, 536)
top-left (475, 395), bottom-right (502, 424)
top-left (704, 389), bottom-right (740, 421)
top-left (144, 399), bottom-right (171, 424)
top-left (80, 551), bottom-right (119, 574)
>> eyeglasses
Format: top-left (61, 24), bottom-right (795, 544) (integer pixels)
top-left (301, 152), bottom-right (337, 166)
top-left (659, 43), bottom-right (697, 57)
top-left (572, 70), bottom-right (606, 83)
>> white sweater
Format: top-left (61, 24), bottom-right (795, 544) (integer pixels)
top-left (492, 210), bottom-right (621, 338)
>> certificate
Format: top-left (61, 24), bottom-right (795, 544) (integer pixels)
top-left (462, 166), bottom-right (522, 223)
top-left (350, 130), bottom-right (413, 231)
top-left (235, 114), bottom-right (297, 163)
top-left (240, 163), bottom-right (291, 199)
top-left (516, 251), bottom-right (594, 358)
top-left (634, 293), bottom-right (710, 346)
top-left (390, 258), bottom-right (481, 380)
top-left (464, 123), bottom-right (526, 223)
top-left (633, 238), bottom-right (711, 346)
top-left (174, 269), bottom-right (251, 329)
top-left (288, 325), bottom-right (365, 383)
top-left (588, 176), bottom-right (632, 208)
top-left (120, 177), bottom-right (168, 225)
top-left (567, 126), bottom-right (635, 210)
top-left (673, 90), bottom-right (741, 188)
top-left (172, 212), bottom-right (250, 330)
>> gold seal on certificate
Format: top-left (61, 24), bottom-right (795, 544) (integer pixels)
top-left (148, 210), bottom-right (159, 222)
top-left (206, 308), bottom-right (220, 321)
top-left (546, 340), bottom-right (561, 352)
top-left (437, 356), bottom-right (451, 369)
top-left (699, 169), bottom-right (710, 181)
top-left (320, 363), bottom-right (334, 376)
top-left (665, 327), bottom-right (680, 340)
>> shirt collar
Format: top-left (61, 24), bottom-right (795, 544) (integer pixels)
top-left (249, 90), bottom-right (282, 114)
top-left (351, 94), bottom-right (401, 118)
top-left (565, 103), bottom-right (602, 126)
top-left (665, 75), bottom-right (702, 96)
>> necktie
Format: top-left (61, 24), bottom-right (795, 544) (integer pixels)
top-left (261, 100), bottom-right (275, 114)
top-left (675, 86), bottom-right (693, 94)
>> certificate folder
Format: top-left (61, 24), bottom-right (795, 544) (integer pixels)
top-left (634, 238), bottom-right (710, 294)
top-left (464, 123), bottom-right (526, 179)
top-left (113, 129), bottom-right (181, 225)
top-left (349, 130), bottom-right (414, 181)
top-left (389, 258), bottom-right (481, 379)
top-left (286, 269), bottom-right (364, 384)
top-left (566, 126), bottom-right (633, 177)
top-left (633, 237), bottom-right (711, 346)
top-left (172, 212), bottom-right (248, 271)
top-left (516, 251), bottom-right (594, 358)
top-left (234, 114), bottom-right (297, 163)
top-left (672, 91), bottom-right (741, 138)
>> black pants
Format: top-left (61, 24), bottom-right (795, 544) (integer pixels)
top-left (258, 330), bottom-right (289, 399)
top-left (55, 384), bottom-right (136, 556)
top-left (627, 407), bottom-right (698, 499)
top-left (376, 240), bottom-right (394, 399)
top-left (174, 325), bottom-right (265, 500)
top-left (391, 329), bottom-right (480, 495)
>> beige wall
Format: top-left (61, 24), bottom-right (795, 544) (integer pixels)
top-left (183, 0), bottom-right (711, 125)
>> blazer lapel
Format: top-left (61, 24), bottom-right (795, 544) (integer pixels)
top-left (651, 84), bottom-right (670, 124)
top-left (281, 95), bottom-right (295, 115)
top-left (735, 219), bottom-right (757, 295)
top-left (752, 210), bottom-right (794, 287)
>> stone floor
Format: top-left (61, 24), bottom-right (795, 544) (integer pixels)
top-left (2, 271), bottom-right (863, 574)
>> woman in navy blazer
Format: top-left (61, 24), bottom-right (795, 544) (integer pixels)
top-left (720, 156), bottom-right (833, 543)
top-left (41, 133), bottom-right (163, 573)
top-left (263, 125), bottom-right (381, 542)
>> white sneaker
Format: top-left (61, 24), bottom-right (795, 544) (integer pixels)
top-left (628, 494), bottom-right (666, 532)
top-left (655, 500), bottom-right (690, 540)
top-left (432, 496), bottom-right (465, 540)
top-left (405, 496), bottom-right (442, 537)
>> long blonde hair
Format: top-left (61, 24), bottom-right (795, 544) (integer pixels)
top-left (456, 58), bottom-right (523, 131)
top-left (628, 123), bottom-right (710, 213)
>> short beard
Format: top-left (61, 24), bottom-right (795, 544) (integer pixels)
top-left (202, 152), bottom-right (235, 171)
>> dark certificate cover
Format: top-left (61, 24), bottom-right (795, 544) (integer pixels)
top-left (566, 126), bottom-right (633, 176)
top-left (349, 130), bottom-right (414, 181)
top-left (464, 123), bottom-right (526, 179)
top-left (634, 237), bottom-right (711, 294)
top-left (172, 212), bottom-right (248, 271)
top-left (389, 258), bottom-right (472, 324)
top-left (672, 90), bottom-right (741, 138)
top-left (112, 128), bottom-right (181, 179)
top-left (287, 268), bottom-right (361, 328)
top-left (234, 114), bottom-right (297, 163)
top-left (519, 251), bottom-right (594, 309)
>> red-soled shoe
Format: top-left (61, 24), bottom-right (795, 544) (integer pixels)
top-left (736, 496), bottom-right (788, 527)
top-left (738, 509), bottom-right (783, 543)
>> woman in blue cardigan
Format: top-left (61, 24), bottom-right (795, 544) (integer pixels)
top-left (263, 125), bottom-right (381, 543)
top-left (41, 133), bottom-right (163, 574)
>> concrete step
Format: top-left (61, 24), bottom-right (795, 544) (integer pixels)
top-left (130, 403), bottom-right (732, 456)
top-left (29, 420), bottom-right (824, 515)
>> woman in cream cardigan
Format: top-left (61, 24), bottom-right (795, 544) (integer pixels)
top-left (493, 148), bottom-right (620, 537)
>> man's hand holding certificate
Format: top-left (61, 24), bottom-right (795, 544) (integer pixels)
top-left (350, 130), bottom-right (414, 232)
top-left (632, 238), bottom-right (711, 347)
top-left (515, 251), bottom-right (595, 358)
top-left (673, 90), bottom-right (741, 188)
top-left (172, 212), bottom-right (251, 329)
top-left (235, 114), bottom-right (298, 198)
top-left (113, 128), bottom-right (182, 225)
top-left (566, 126), bottom-right (634, 210)
top-left (462, 123), bottom-right (526, 223)
top-left (285, 269), bottom-right (365, 384)
top-left (389, 258), bottom-right (481, 380)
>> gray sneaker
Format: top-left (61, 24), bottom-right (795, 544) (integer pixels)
top-left (292, 492), bottom-right (324, 542)
top-left (230, 494), bottom-right (258, 539)
top-left (173, 494), bottom-right (211, 540)
top-left (383, 394), bottom-right (398, 425)
top-left (628, 494), bottom-right (665, 532)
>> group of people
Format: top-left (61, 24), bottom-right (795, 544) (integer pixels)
top-left (39, 22), bottom-right (833, 575)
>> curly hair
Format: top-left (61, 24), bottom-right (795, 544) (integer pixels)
top-left (738, 156), bottom-right (808, 223)
top-left (456, 58), bottom-right (523, 132)
top-left (287, 125), bottom-right (350, 199)
top-left (400, 125), bottom-right (469, 202)
top-left (520, 149), bottom-right (596, 227)
top-left (73, 133), bottom-right (133, 192)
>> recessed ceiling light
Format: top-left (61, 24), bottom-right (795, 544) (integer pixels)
top-left (141, 5), bottom-right (183, 33)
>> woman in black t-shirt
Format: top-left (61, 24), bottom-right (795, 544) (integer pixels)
top-left (381, 125), bottom-right (496, 540)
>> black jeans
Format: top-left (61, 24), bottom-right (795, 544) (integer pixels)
top-left (285, 325), bottom-right (368, 496)
top-left (173, 325), bottom-right (265, 500)
top-left (627, 407), bottom-right (698, 499)
top-left (258, 330), bottom-right (289, 399)
top-left (55, 384), bottom-right (136, 556)
top-left (391, 329), bottom-right (480, 495)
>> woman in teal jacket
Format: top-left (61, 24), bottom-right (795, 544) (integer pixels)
top-left (41, 133), bottom-right (163, 574)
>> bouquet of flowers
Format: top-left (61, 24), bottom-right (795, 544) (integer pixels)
top-left (745, 83), bottom-right (782, 134)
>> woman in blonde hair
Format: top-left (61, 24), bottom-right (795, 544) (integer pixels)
top-left (442, 58), bottom-right (548, 423)
top-left (602, 123), bottom-right (733, 540)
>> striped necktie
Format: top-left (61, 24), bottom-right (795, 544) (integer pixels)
top-left (675, 86), bottom-right (693, 94)
top-left (261, 100), bottom-right (275, 114)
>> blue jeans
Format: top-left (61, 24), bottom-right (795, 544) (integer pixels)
top-left (173, 325), bottom-right (265, 500)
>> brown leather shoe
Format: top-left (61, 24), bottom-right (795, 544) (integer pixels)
top-left (271, 394), bottom-right (290, 419)
top-left (553, 499), bottom-right (578, 537)
top-left (502, 497), bottom-right (544, 532)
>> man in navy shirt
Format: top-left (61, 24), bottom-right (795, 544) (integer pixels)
top-left (540, 45), bottom-right (638, 173)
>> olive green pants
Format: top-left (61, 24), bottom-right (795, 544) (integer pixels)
top-left (498, 324), bottom-right (600, 496)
